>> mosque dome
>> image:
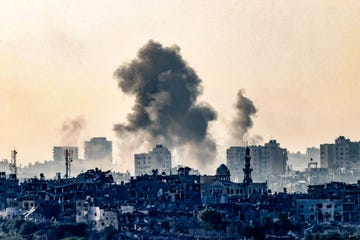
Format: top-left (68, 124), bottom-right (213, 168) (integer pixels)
top-left (216, 164), bottom-right (230, 181)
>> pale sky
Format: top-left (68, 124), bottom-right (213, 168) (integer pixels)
top-left (1, 1), bottom-right (360, 173)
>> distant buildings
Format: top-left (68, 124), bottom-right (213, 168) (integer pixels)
top-left (171, 165), bottom-right (200, 175)
top-left (53, 146), bottom-right (79, 162)
top-left (226, 140), bottom-right (288, 182)
top-left (288, 151), bottom-right (308, 170)
top-left (84, 137), bottom-right (113, 165)
top-left (288, 147), bottom-right (320, 171)
top-left (2, 142), bottom-right (360, 239)
top-left (306, 147), bottom-right (320, 162)
top-left (320, 136), bottom-right (360, 169)
top-left (201, 147), bottom-right (268, 204)
top-left (134, 144), bottom-right (172, 176)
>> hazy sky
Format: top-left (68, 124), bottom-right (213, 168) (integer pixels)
top-left (1, 1), bottom-right (360, 173)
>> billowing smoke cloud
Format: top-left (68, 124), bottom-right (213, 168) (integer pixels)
top-left (60, 116), bottom-right (85, 146)
top-left (231, 89), bottom-right (262, 145)
top-left (114, 40), bottom-right (217, 167)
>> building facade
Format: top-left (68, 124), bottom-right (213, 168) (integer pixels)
top-left (296, 199), bottom-right (343, 223)
top-left (226, 147), bottom-right (247, 183)
top-left (134, 145), bottom-right (172, 176)
top-left (226, 140), bottom-right (288, 182)
top-left (306, 147), bottom-right (320, 163)
top-left (84, 137), bottom-right (113, 165)
top-left (320, 136), bottom-right (360, 169)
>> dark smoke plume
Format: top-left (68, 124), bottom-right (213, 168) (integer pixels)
top-left (231, 89), bottom-right (261, 145)
top-left (114, 40), bottom-right (217, 166)
top-left (60, 116), bottom-right (85, 146)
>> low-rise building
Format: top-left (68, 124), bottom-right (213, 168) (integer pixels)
top-left (76, 199), bottom-right (118, 231)
top-left (296, 199), bottom-right (343, 223)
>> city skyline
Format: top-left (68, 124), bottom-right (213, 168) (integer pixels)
top-left (1, 1), bottom-right (360, 173)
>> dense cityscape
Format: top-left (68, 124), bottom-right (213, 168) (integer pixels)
top-left (0, 136), bottom-right (359, 239)
top-left (2, 2), bottom-right (360, 239)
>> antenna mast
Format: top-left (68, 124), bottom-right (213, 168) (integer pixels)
top-left (64, 149), bottom-right (73, 179)
top-left (9, 149), bottom-right (17, 176)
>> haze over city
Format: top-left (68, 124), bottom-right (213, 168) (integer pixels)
top-left (1, 1), bottom-right (360, 174)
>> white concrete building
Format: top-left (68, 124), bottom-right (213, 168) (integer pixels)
top-left (76, 199), bottom-right (118, 231)
top-left (134, 145), bottom-right (172, 176)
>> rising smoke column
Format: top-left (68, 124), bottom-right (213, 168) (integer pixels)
top-left (113, 40), bottom-right (217, 166)
top-left (60, 116), bottom-right (85, 146)
top-left (231, 89), bottom-right (261, 145)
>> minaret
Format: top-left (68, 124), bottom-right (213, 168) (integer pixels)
top-left (9, 149), bottom-right (18, 178)
top-left (243, 147), bottom-right (253, 185)
top-left (64, 149), bottom-right (73, 179)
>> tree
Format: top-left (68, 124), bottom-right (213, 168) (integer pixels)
top-left (19, 221), bottom-right (39, 236)
top-left (198, 207), bottom-right (222, 230)
top-left (101, 226), bottom-right (118, 240)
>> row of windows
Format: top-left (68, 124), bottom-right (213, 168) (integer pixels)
top-left (299, 204), bottom-right (332, 209)
top-left (208, 187), bottom-right (264, 195)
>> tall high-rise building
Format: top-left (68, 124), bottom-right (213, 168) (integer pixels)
top-left (226, 147), bottom-right (247, 183)
top-left (320, 136), bottom-right (360, 169)
top-left (134, 144), bottom-right (171, 176)
top-left (264, 140), bottom-right (288, 176)
top-left (84, 137), bottom-right (113, 164)
top-left (226, 140), bottom-right (288, 182)
top-left (53, 146), bottom-right (79, 162)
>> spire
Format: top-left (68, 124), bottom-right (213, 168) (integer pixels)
top-left (243, 147), bottom-right (253, 185)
